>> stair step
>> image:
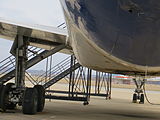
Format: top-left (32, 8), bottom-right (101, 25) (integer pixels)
top-left (0, 45), bottom-right (66, 84)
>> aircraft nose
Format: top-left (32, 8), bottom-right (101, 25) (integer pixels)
top-left (81, 0), bottom-right (160, 67)
top-left (66, 0), bottom-right (160, 67)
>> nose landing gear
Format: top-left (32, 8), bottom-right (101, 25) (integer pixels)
top-left (132, 78), bottom-right (145, 104)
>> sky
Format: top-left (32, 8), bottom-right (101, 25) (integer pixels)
top-left (0, 0), bottom-right (69, 70)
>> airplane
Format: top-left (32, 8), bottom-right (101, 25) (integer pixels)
top-left (0, 0), bottom-right (159, 115)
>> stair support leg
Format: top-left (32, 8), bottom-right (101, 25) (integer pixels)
top-left (12, 35), bottom-right (28, 88)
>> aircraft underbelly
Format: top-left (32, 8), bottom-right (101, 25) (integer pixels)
top-left (61, 0), bottom-right (160, 75)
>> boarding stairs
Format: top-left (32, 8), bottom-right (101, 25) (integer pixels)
top-left (29, 56), bottom-right (81, 89)
top-left (0, 44), bottom-right (66, 84)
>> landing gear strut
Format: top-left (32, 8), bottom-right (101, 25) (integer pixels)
top-left (0, 35), bottom-right (45, 114)
top-left (132, 78), bottom-right (145, 104)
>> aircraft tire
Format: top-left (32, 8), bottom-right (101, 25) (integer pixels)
top-left (83, 101), bottom-right (89, 105)
top-left (34, 85), bottom-right (45, 112)
top-left (139, 94), bottom-right (144, 104)
top-left (0, 84), bottom-right (5, 108)
top-left (22, 88), bottom-right (38, 115)
top-left (0, 83), bottom-right (16, 111)
top-left (132, 93), bottom-right (137, 103)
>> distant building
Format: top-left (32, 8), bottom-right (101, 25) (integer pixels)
top-left (112, 75), bottom-right (133, 84)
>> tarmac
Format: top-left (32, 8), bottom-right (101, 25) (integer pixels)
top-left (0, 87), bottom-right (160, 120)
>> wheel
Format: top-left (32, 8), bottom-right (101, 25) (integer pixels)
top-left (0, 84), bottom-right (5, 108)
top-left (139, 94), bottom-right (144, 104)
top-left (0, 83), bottom-right (16, 111)
top-left (22, 88), bottom-right (38, 115)
top-left (132, 93), bottom-right (137, 103)
top-left (83, 101), bottom-right (89, 106)
top-left (6, 103), bottom-right (17, 110)
top-left (34, 85), bottom-right (45, 112)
